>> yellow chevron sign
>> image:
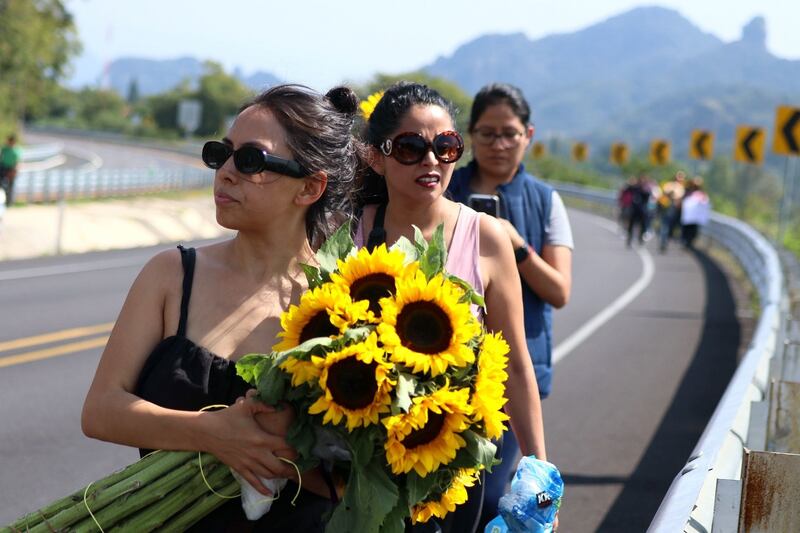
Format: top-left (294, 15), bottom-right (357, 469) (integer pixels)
top-left (572, 142), bottom-right (588, 162)
top-left (689, 130), bottom-right (714, 160)
top-left (609, 143), bottom-right (629, 165)
top-left (649, 140), bottom-right (671, 165)
top-left (532, 141), bottom-right (546, 159)
top-left (734, 126), bottom-right (765, 164)
top-left (773, 105), bottom-right (800, 156)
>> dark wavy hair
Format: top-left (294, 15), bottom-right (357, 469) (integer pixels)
top-left (242, 84), bottom-right (366, 243)
top-left (361, 82), bottom-right (458, 204)
top-left (468, 83), bottom-right (531, 131)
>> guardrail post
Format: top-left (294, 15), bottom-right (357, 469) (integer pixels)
top-left (738, 449), bottom-right (800, 532)
top-left (711, 479), bottom-right (741, 533)
top-left (767, 380), bottom-right (800, 453)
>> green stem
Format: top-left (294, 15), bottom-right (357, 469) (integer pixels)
top-left (66, 456), bottom-right (211, 532)
top-left (4, 451), bottom-right (190, 532)
top-left (107, 456), bottom-right (235, 532)
top-left (159, 478), bottom-right (240, 533)
top-left (23, 451), bottom-right (194, 533)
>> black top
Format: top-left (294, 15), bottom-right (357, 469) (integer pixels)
top-left (135, 246), bottom-right (332, 532)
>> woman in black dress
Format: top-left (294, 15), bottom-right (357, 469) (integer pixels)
top-left (82, 84), bottom-right (363, 531)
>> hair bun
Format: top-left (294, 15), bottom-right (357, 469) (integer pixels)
top-left (326, 86), bottom-right (359, 115)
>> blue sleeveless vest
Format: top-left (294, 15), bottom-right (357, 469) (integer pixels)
top-left (448, 161), bottom-right (554, 397)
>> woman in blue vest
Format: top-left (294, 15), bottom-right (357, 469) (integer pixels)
top-left (447, 83), bottom-right (573, 527)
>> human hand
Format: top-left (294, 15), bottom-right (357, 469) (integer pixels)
top-left (496, 218), bottom-right (526, 249)
top-left (206, 392), bottom-right (298, 495)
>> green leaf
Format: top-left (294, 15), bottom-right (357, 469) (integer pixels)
top-left (326, 454), bottom-right (399, 533)
top-left (392, 373), bottom-right (416, 414)
top-left (390, 236), bottom-right (420, 264)
top-left (420, 224), bottom-right (446, 279)
top-left (451, 430), bottom-right (498, 472)
top-left (256, 363), bottom-right (287, 405)
top-left (406, 470), bottom-right (442, 504)
top-left (316, 221), bottom-right (354, 275)
top-left (413, 225), bottom-right (428, 254)
top-left (380, 483), bottom-right (410, 533)
top-left (447, 274), bottom-right (486, 308)
top-left (300, 262), bottom-right (324, 289)
top-left (286, 416), bottom-right (319, 471)
top-left (278, 335), bottom-right (335, 360)
top-left (339, 326), bottom-right (373, 346)
top-left (235, 353), bottom-right (271, 385)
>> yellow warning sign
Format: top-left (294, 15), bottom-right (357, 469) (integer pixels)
top-left (609, 143), bottom-right (629, 165)
top-left (773, 105), bottom-right (800, 156)
top-left (572, 142), bottom-right (588, 162)
top-left (649, 140), bottom-right (670, 166)
top-left (734, 126), bottom-right (765, 164)
top-left (689, 130), bottom-right (714, 160)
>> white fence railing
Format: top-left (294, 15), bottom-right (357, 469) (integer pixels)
top-left (552, 182), bottom-right (785, 533)
top-left (14, 167), bottom-right (214, 203)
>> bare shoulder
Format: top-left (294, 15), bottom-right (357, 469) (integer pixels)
top-left (477, 214), bottom-right (509, 257)
top-left (131, 248), bottom-right (185, 300)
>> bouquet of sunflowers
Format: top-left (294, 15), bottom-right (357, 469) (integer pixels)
top-left (235, 222), bottom-right (512, 532)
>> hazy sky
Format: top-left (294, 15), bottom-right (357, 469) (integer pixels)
top-left (65, 0), bottom-right (799, 91)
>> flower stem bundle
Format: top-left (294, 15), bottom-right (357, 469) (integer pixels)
top-left (3, 451), bottom-right (237, 533)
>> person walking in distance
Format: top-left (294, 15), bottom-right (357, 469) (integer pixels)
top-left (0, 135), bottom-right (22, 207)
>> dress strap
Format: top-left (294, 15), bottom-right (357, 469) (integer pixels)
top-left (365, 202), bottom-right (388, 251)
top-left (177, 245), bottom-right (196, 337)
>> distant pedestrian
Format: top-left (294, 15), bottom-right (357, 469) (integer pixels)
top-left (681, 177), bottom-right (711, 249)
top-left (622, 173), bottom-right (653, 247)
top-left (0, 135), bottom-right (21, 207)
top-left (658, 171), bottom-right (686, 252)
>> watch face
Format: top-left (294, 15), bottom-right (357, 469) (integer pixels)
top-left (515, 244), bottom-right (530, 263)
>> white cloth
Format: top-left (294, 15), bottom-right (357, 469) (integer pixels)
top-left (681, 192), bottom-right (711, 225)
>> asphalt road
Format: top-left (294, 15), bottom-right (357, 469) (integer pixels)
top-left (24, 132), bottom-right (202, 171)
top-left (0, 210), bottom-right (743, 532)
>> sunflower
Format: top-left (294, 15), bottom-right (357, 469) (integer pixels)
top-left (307, 334), bottom-right (395, 431)
top-left (378, 271), bottom-right (480, 376)
top-left (330, 244), bottom-right (414, 317)
top-left (383, 386), bottom-right (472, 476)
top-left (359, 91), bottom-right (384, 121)
top-left (471, 332), bottom-right (511, 439)
top-left (273, 283), bottom-right (370, 352)
top-left (410, 468), bottom-right (481, 524)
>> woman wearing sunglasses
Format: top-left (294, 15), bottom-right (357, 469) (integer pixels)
top-left (82, 84), bottom-right (362, 531)
top-left (447, 83), bottom-right (573, 528)
top-left (356, 82), bottom-right (547, 533)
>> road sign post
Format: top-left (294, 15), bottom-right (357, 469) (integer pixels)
top-left (774, 106), bottom-right (800, 243)
top-left (177, 99), bottom-right (202, 138)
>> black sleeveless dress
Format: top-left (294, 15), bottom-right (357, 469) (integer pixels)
top-left (135, 246), bottom-right (334, 532)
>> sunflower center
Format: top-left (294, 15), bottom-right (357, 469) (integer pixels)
top-left (396, 301), bottom-right (453, 354)
top-left (402, 411), bottom-right (446, 449)
top-left (327, 358), bottom-right (379, 410)
top-left (299, 311), bottom-right (339, 343)
top-left (350, 273), bottom-right (396, 315)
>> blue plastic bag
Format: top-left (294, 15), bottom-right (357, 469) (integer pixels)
top-left (483, 456), bottom-right (563, 533)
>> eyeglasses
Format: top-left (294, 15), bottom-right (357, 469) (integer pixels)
top-left (472, 128), bottom-right (526, 147)
top-left (202, 141), bottom-right (309, 179)
top-left (379, 131), bottom-right (464, 165)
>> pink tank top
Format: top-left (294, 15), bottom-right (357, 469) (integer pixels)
top-left (355, 205), bottom-right (485, 318)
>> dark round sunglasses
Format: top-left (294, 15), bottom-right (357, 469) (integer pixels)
top-left (379, 131), bottom-right (464, 165)
top-left (202, 141), bottom-right (309, 179)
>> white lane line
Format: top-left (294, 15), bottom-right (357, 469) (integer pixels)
top-left (0, 256), bottom-right (144, 281)
top-left (553, 213), bottom-right (655, 364)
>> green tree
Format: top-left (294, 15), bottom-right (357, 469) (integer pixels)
top-left (194, 61), bottom-right (252, 136)
top-left (0, 0), bottom-right (81, 133)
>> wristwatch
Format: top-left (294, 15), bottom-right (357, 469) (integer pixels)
top-left (514, 244), bottom-right (531, 264)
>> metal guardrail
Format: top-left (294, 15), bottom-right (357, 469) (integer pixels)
top-left (552, 183), bottom-right (784, 533)
top-left (14, 167), bottom-right (214, 203)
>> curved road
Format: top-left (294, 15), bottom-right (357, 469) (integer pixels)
top-left (0, 209), bottom-right (743, 532)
